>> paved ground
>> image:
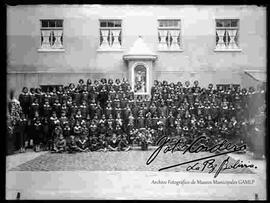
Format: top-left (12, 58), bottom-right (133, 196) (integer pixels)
top-left (10, 149), bottom-right (254, 174)
top-left (6, 148), bottom-right (266, 200)
top-left (6, 151), bottom-right (47, 171)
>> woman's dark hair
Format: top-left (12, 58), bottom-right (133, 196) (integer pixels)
top-left (79, 79), bottom-right (84, 84)
top-left (22, 87), bottom-right (28, 92)
top-left (87, 79), bottom-right (92, 85)
top-left (108, 79), bottom-right (113, 84)
top-left (69, 83), bottom-right (75, 88)
top-left (35, 87), bottom-right (41, 93)
top-left (30, 88), bottom-right (35, 93)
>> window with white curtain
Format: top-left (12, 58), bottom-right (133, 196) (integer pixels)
top-left (215, 19), bottom-right (240, 50)
top-left (157, 19), bottom-right (181, 51)
top-left (99, 19), bottom-right (122, 49)
top-left (40, 19), bottom-right (64, 50)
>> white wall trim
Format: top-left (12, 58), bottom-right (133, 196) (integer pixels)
top-left (214, 48), bottom-right (242, 52)
top-left (37, 48), bottom-right (65, 52)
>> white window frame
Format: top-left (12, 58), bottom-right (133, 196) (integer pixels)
top-left (157, 19), bottom-right (183, 52)
top-left (97, 19), bottom-right (123, 52)
top-left (214, 18), bottom-right (242, 52)
top-left (38, 19), bottom-right (65, 52)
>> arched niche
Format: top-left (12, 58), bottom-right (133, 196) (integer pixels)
top-left (131, 62), bottom-right (150, 95)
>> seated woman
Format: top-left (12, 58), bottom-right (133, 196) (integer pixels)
top-left (89, 134), bottom-right (99, 152)
top-left (118, 133), bottom-right (131, 151)
top-left (52, 133), bottom-right (66, 153)
top-left (67, 135), bottom-right (79, 153)
top-left (73, 120), bottom-right (82, 137)
top-left (76, 131), bottom-right (90, 152)
top-left (97, 135), bottom-right (107, 152)
top-left (137, 130), bottom-right (151, 151)
top-left (49, 125), bottom-right (62, 151)
top-left (108, 134), bottom-right (120, 151)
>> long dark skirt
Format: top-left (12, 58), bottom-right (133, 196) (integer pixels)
top-left (16, 125), bottom-right (27, 149)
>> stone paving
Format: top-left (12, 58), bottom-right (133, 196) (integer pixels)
top-left (6, 151), bottom-right (47, 171)
top-left (6, 148), bottom-right (266, 200)
top-left (10, 148), bottom-right (254, 175)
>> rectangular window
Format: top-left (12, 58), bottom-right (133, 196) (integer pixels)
top-left (158, 19), bottom-right (181, 51)
top-left (215, 19), bottom-right (240, 50)
top-left (99, 19), bottom-right (122, 49)
top-left (40, 19), bottom-right (64, 50)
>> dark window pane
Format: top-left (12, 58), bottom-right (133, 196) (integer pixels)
top-left (164, 20), bottom-right (168, 26)
top-left (41, 20), bottom-right (48, 27)
top-left (159, 20), bottom-right (181, 28)
top-left (174, 20), bottom-right (178, 27)
top-left (216, 20), bottom-right (223, 27)
top-left (49, 20), bottom-right (56, 27)
top-left (163, 21), bottom-right (167, 27)
top-left (231, 19), bottom-right (238, 27)
top-left (100, 21), bottom-right (107, 27)
top-left (56, 20), bottom-right (63, 27)
top-left (107, 21), bottom-right (114, 27)
top-left (216, 19), bottom-right (239, 28)
top-left (224, 20), bottom-right (231, 27)
top-left (115, 20), bottom-right (121, 27)
top-left (163, 21), bottom-right (166, 27)
top-left (100, 21), bottom-right (106, 27)
top-left (100, 20), bottom-right (122, 27)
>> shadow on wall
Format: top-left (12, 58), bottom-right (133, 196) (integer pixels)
top-left (241, 71), bottom-right (266, 89)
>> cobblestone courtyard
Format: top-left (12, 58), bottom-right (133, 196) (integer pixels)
top-left (9, 148), bottom-right (254, 175)
top-left (6, 148), bottom-right (266, 200)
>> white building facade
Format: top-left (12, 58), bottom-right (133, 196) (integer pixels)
top-left (7, 5), bottom-right (266, 97)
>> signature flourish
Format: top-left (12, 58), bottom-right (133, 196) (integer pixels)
top-left (146, 135), bottom-right (256, 177)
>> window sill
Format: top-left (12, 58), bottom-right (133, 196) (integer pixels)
top-left (214, 48), bottom-right (242, 52)
top-left (37, 48), bottom-right (65, 52)
top-left (158, 48), bottom-right (184, 52)
top-left (97, 48), bottom-right (123, 52)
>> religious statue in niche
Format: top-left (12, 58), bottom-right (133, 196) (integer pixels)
top-left (134, 65), bottom-right (147, 93)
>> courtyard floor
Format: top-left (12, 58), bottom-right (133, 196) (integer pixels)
top-left (6, 147), bottom-right (266, 200)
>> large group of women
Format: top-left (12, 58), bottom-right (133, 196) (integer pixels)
top-left (7, 78), bottom-right (266, 155)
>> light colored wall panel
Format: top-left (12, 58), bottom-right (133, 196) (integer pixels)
top-left (7, 5), bottom-right (266, 95)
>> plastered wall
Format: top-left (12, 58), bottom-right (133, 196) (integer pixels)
top-left (7, 5), bottom-right (266, 97)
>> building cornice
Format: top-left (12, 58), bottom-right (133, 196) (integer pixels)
top-left (123, 55), bottom-right (157, 61)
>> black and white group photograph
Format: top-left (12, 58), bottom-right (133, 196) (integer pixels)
top-left (6, 4), bottom-right (267, 200)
